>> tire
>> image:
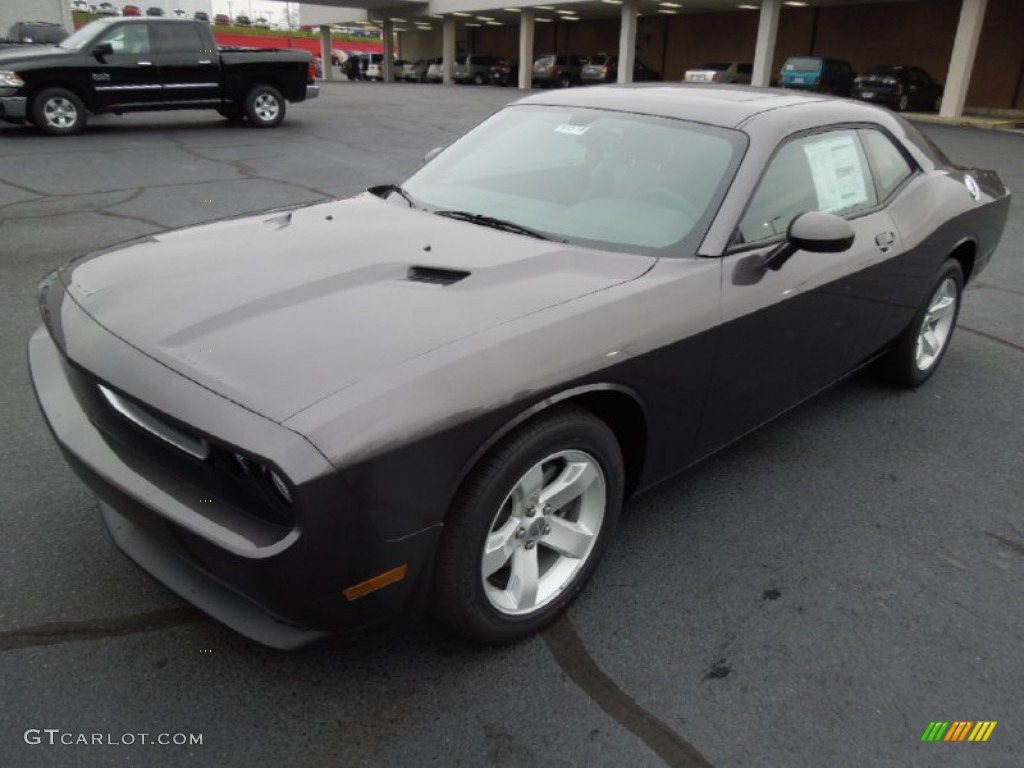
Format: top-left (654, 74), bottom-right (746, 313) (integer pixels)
top-left (419, 72), bottom-right (428, 83)
top-left (431, 406), bottom-right (624, 644)
top-left (897, 93), bottom-right (909, 112)
top-left (32, 87), bottom-right (87, 136)
top-left (557, 73), bottom-right (571, 89)
top-left (244, 84), bottom-right (285, 128)
top-left (217, 105), bottom-right (245, 122)
top-left (875, 259), bottom-right (964, 388)
top-left (472, 72), bottom-right (486, 85)
top-left (934, 94), bottom-right (943, 113)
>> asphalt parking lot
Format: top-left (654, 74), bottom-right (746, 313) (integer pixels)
top-left (1, 82), bottom-right (1022, 768)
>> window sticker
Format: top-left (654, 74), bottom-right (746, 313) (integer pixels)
top-left (802, 134), bottom-right (869, 213)
top-left (555, 124), bottom-right (589, 136)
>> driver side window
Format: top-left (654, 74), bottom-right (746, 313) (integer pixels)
top-left (736, 129), bottom-right (877, 246)
top-left (100, 24), bottom-right (152, 55)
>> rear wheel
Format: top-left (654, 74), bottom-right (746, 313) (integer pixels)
top-left (933, 94), bottom-right (943, 112)
top-left (897, 93), bottom-right (910, 111)
top-left (244, 84), bottom-right (285, 128)
top-left (431, 406), bottom-right (624, 644)
top-left (557, 72), bottom-right (571, 88)
top-left (876, 259), bottom-right (963, 388)
top-left (472, 72), bottom-right (486, 85)
top-left (32, 88), bottom-right (87, 136)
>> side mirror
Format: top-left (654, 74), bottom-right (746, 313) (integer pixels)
top-left (423, 146), bottom-right (444, 164)
top-left (91, 42), bottom-right (114, 59)
top-left (764, 210), bottom-right (854, 271)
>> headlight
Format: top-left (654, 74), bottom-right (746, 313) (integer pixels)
top-left (0, 70), bottom-right (25, 88)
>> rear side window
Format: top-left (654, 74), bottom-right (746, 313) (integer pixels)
top-left (154, 22), bottom-right (203, 53)
top-left (860, 128), bottom-right (914, 200)
top-left (737, 129), bottom-right (878, 245)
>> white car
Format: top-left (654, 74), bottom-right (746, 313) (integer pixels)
top-left (683, 62), bottom-right (753, 84)
top-left (70, 0), bottom-right (89, 10)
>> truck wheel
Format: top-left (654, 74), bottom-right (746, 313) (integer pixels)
top-left (32, 88), bottom-right (87, 136)
top-left (245, 84), bottom-right (286, 128)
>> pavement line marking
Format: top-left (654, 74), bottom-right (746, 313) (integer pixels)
top-left (0, 607), bottom-right (202, 652)
top-left (959, 325), bottom-right (1024, 355)
top-left (543, 615), bottom-right (713, 768)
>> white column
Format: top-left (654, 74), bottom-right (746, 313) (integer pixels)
top-left (519, 10), bottom-right (535, 90)
top-left (941, 0), bottom-right (989, 118)
top-left (617, 0), bottom-right (638, 84)
top-left (382, 19), bottom-right (395, 82)
top-left (751, 0), bottom-right (781, 88)
top-left (319, 25), bottom-right (334, 82)
top-left (442, 16), bottom-right (457, 86)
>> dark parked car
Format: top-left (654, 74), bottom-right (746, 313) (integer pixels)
top-left (234, 15), bottom-right (251, 27)
top-left (0, 17), bottom-right (319, 133)
top-left (490, 59), bottom-right (518, 86)
top-left (852, 65), bottom-right (944, 112)
top-left (28, 85), bottom-right (1009, 648)
top-left (1, 22), bottom-right (68, 47)
top-left (779, 56), bottom-right (855, 95)
top-left (580, 55), bottom-right (661, 84)
top-left (194, 11), bottom-right (210, 23)
top-left (453, 54), bottom-right (504, 85)
top-left (532, 53), bottom-right (587, 88)
top-left (145, 6), bottom-right (164, 16)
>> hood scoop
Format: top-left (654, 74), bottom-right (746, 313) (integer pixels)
top-left (407, 265), bottom-right (470, 286)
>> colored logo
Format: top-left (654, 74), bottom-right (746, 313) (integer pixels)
top-left (921, 721), bottom-right (997, 742)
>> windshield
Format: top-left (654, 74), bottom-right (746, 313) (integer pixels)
top-left (784, 57), bottom-right (822, 72)
top-left (59, 18), bottom-right (117, 50)
top-left (402, 105), bottom-right (745, 256)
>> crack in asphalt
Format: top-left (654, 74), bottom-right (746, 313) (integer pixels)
top-left (959, 324), bottom-right (1024, 355)
top-left (543, 615), bottom-right (713, 768)
top-left (985, 531), bottom-right (1024, 556)
top-left (0, 607), bottom-right (203, 652)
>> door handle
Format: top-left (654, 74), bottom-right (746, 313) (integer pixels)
top-left (875, 231), bottom-right (896, 252)
top-left (138, 61), bottom-right (153, 66)
top-left (197, 59), bottom-right (213, 65)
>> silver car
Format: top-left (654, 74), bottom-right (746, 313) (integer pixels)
top-left (683, 62), bottom-right (753, 84)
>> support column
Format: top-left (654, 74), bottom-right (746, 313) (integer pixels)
top-left (941, 0), bottom-right (989, 118)
top-left (617, 0), bottom-right (638, 84)
top-left (519, 10), bottom-right (535, 90)
top-left (319, 25), bottom-right (333, 82)
top-left (751, 0), bottom-right (781, 88)
top-left (442, 16), bottom-right (456, 86)
top-left (382, 19), bottom-right (395, 82)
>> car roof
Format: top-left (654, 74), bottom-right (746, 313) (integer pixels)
top-left (515, 83), bottom-right (884, 130)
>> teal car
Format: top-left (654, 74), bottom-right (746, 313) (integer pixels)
top-left (779, 56), bottom-right (855, 95)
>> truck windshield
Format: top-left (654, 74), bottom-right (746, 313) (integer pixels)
top-left (59, 18), bottom-right (118, 50)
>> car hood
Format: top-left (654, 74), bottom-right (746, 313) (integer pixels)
top-left (0, 45), bottom-right (69, 65)
top-left (61, 195), bottom-right (655, 423)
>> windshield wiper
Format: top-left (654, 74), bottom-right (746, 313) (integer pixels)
top-left (369, 184), bottom-right (419, 209)
top-left (434, 210), bottom-right (560, 242)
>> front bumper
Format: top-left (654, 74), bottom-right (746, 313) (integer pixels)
top-left (28, 318), bottom-right (439, 649)
top-left (0, 95), bottom-right (28, 119)
top-left (305, 84), bottom-right (320, 100)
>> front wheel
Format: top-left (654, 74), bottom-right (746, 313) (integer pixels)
top-left (557, 73), bottom-right (572, 88)
top-left (244, 84), bottom-right (286, 128)
top-left (897, 93), bottom-right (910, 112)
top-left (431, 406), bottom-right (624, 644)
top-left (876, 259), bottom-right (963, 388)
top-left (32, 88), bottom-right (87, 136)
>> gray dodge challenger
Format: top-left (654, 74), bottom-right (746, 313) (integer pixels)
top-left (30, 85), bottom-right (1010, 648)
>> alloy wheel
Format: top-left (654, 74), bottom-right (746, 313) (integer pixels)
top-left (43, 97), bottom-right (78, 129)
top-left (915, 277), bottom-right (958, 371)
top-left (253, 93), bottom-right (280, 122)
top-left (481, 450), bottom-right (606, 615)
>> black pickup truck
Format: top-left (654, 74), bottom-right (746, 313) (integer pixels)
top-left (0, 17), bottom-right (319, 135)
